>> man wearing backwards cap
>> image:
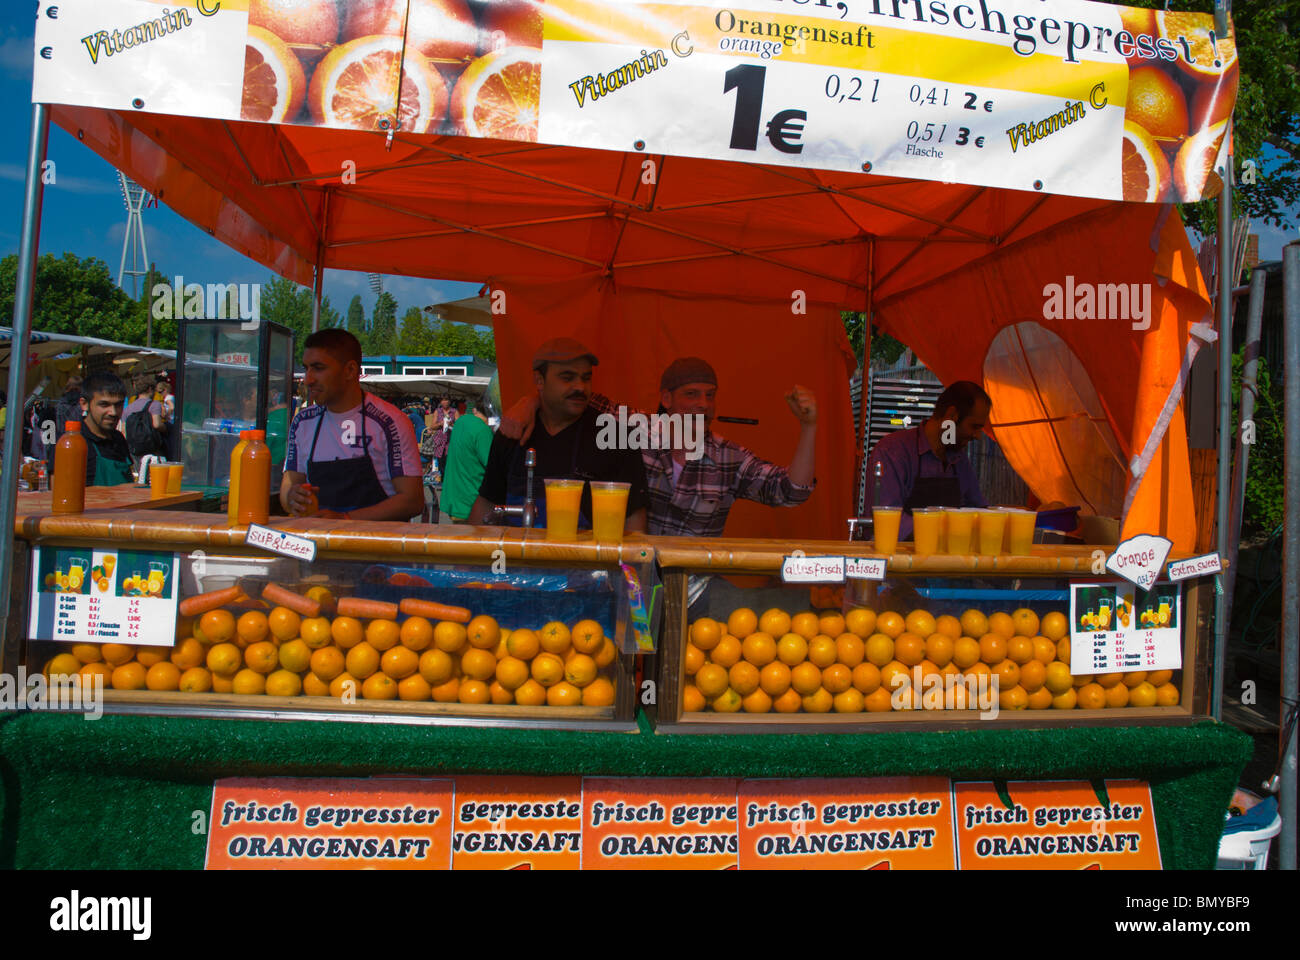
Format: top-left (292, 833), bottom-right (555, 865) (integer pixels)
top-left (468, 337), bottom-right (649, 532)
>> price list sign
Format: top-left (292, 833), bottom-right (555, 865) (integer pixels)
top-left (28, 546), bottom-right (179, 647)
top-left (1068, 582), bottom-right (1181, 675)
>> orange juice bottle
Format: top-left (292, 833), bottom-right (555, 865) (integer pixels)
top-left (52, 422), bottom-right (87, 514)
top-left (236, 430), bottom-right (271, 525)
top-left (227, 430), bottom-right (250, 524)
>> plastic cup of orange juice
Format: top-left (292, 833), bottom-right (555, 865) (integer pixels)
top-left (976, 509), bottom-right (1007, 556)
top-left (872, 507), bottom-right (902, 555)
top-left (149, 462), bottom-right (168, 499)
top-left (912, 508), bottom-right (944, 555)
top-left (164, 462), bottom-right (183, 494)
top-left (944, 508), bottom-right (975, 555)
top-left (544, 479), bottom-right (585, 541)
top-left (1004, 508), bottom-right (1036, 555)
top-left (589, 481), bottom-right (630, 543)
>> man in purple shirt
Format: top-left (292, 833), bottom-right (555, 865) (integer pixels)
top-left (866, 380), bottom-right (991, 540)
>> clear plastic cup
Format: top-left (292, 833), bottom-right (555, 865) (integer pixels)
top-left (873, 507), bottom-right (902, 555)
top-left (149, 462), bottom-right (169, 499)
top-left (590, 481), bottom-right (630, 543)
top-left (944, 508), bottom-right (975, 555)
top-left (164, 462), bottom-right (184, 494)
top-left (976, 508), bottom-right (1007, 556)
top-left (1005, 508), bottom-right (1036, 555)
top-left (544, 478), bottom-right (585, 541)
top-left (913, 508), bottom-right (944, 555)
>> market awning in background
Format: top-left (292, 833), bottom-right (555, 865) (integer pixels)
top-left (0, 326), bottom-right (176, 395)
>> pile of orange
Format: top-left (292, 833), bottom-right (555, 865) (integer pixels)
top-left (683, 606), bottom-right (1181, 715)
top-left (243, 0), bottom-right (541, 140)
top-left (46, 594), bottom-right (617, 709)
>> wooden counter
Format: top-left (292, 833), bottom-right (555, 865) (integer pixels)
top-left (17, 482), bottom-right (203, 514)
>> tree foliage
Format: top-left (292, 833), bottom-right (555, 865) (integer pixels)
top-left (346, 294), bottom-right (365, 336)
top-left (0, 252), bottom-right (153, 345)
top-left (1231, 346), bottom-right (1284, 536)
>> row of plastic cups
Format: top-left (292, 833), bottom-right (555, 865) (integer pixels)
top-left (543, 478), bottom-right (630, 543)
top-left (148, 461), bottom-right (184, 497)
top-left (871, 506), bottom-right (1037, 556)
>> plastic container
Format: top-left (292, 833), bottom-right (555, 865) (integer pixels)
top-left (52, 422), bottom-right (86, 514)
top-left (873, 507), bottom-right (901, 554)
top-left (590, 481), bottom-right (630, 543)
top-left (235, 430), bottom-right (271, 525)
top-left (227, 430), bottom-right (250, 524)
top-left (1036, 506), bottom-right (1081, 532)
top-left (912, 508), bottom-right (944, 555)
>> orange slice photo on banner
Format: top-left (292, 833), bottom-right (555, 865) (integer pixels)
top-left (242, 25), bottom-right (308, 123)
top-left (308, 35), bottom-right (448, 133)
top-left (1158, 11), bottom-right (1237, 81)
top-left (1123, 66), bottom-right (1187, 143)
top-left (450, 46), bottom-right (541, 141)
top-left (1173, 119), bottom-right (1228, 201)
top-left (250, 0), bottom-right (339, 46)
top-left (480, 0), bottom-right (546, 52)
top-left (342, 0), bottom-right (479, 64)
top-left (1121, 121), bottom-right (1172, 203)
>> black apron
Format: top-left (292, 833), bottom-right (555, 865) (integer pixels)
top-left (306, 398), bottom-right (389, 513)
top-left (501, 416), bottom-right (593, 529)
top-left (901, 434), bottom-right (963, 541)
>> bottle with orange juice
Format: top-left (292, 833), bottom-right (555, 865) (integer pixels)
top-left (52, 421), bottom-right (87, 514)
top-left (227, 430), bottom-right (251, 524)
top-left (235, 430), bottom-right (271, 525)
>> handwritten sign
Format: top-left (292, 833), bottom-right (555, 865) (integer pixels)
top-left (781, 556), bottom-right (845, 584)
top-left (245, 524), bottom-right (317, 562)
top-left (954, 780), bottom-right (1161, 869)
top-left (1105, 534), bottom-right (1172, 591)
top-left (451, 776), bottom-right (583, 870)
top-left (845, 557), bottom-right (887, 581)
top-left (1167, 552), bottom-right (1222, 582)
top-left (582, 779), bottom-right (739, 870)
top-left (1069, 582), bottom-right (1182, 674)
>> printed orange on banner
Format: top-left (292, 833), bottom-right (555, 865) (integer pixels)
top-left (954, 780), bottom-right (1162, 869)
top-left (206, 777), bottom-right (453, 870)
top-left (738, 777), bottom-right (956, 870)
top-left (452, 776), bottom-right (583, 870)
top-left (582, 778), bottom-right (739, 870)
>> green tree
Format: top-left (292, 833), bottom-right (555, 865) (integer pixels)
top-left (257, 275), bottom-right (341, 365)
top-left (370, 292), bottom-right (398, 354)
top-left (1231, 346), bottom-right (1284, 536)
top-left (346, 294), bottom-right (365, 337)
top-left (841, 311), bottom-right (908, 369)
top-left (396, 307), bottom-right (436, 354)
top-left (0, 252), bottom-right (145, 343)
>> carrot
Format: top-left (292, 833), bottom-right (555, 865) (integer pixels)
top-left (261, 582), bottom-right (321, 617)
top-left (178, 585), bottom-right (242, 617)
top-left (399, 598), bottom-right (471, 623)
top-left (336, 597), bottom-right (399, 620)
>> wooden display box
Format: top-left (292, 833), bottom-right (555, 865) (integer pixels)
top-left (653, 538), bottom-right (1209, 734)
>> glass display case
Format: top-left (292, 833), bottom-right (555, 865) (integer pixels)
top-left (174, 319), bottom-right (293, 494)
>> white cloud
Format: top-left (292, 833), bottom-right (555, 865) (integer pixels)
top-left (1255, 222), bottom-right (1298, 264)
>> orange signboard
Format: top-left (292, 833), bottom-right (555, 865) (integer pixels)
top-left (953, 780), bottom-right (1162, 869)
top-left (738, 777), bottom-right (956, 870)
top-left (581, 779), bottom-right (740, 870)
top-left (452, 776), bottom-right (583, 870)
top-left (206, 777), bottom-right (453, 870)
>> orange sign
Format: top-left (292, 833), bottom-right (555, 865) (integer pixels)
top-left (581, 779), bottom-right (740, 870)
top-left (206, 777), bottom-right (453, 870)
top-left (954, 780), bottom-right (1162, 869)
top-left (738, 777), bottom-right (956, 870)
top-left (452, 776), bottom-right (583, 870)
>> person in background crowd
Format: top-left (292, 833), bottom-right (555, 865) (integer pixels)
top-left (74, 371), bottom-right (134, 486)
top-left (122, 373), bottom-right (169, 466)
top-left (39, 375), bottom-right (85, 462)
top-left (430, 396), bottom-right (457, 480)
top-left (437, 396), bottom-right (493, 525)
top-left (404, 399), bottom-right (426, 444)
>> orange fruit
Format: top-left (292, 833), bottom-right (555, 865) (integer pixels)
top-left (875, 611), bottom-right (905, 639)
top-left (309, 33), bottom-right (447, 133)
top-left (1008, 608), bottom-right (1038, 638)
top-left (310, 646), bottom-right (346, 681)
top-left (834, 633), bottom-right (865, 668)
top-left (206, 642), bottom-right (242, 678)
top-left (465, 614), bottom-right (499, 650)
top-left (1073, 673), bottom-right (1094, 688)
top-left (979, 633), bottom-right (1007, 665)
top-left (711, 635), bottom-right (742, 669)
top-left (506, 628), bottom-right (540, 660)
top-left (231, 668), bottom-right (266, 696)
top-left (1173, 119), bottom-right (1227, 201)
top-left (1040, 611), bottom-right (1068, 641)
top-left (742, 688), bottom-right (773, 714)
top-left (790, 662), bottom-right (822, 696)
top-left (514, 678), bottom-right (546, 707)
top-left (539, 621), bottom-right (572, 655)
top-left (305, 585), bottom-right (336, 614)
top-left (331, 616), bottom-right (364, 649)
top-left (833, 688), bottom-right (865, 713)
top-left (450, 46), bottom-right (541, 141)
top-left (101, 643), bottom-right (136, 666)
top-left (460, 648), bottom-right (497, 682)
top-left (594, 638), bottom-right (618, 669)
top-left (1025, 685), bottom-right (1053, 710)
top-left (178, 666), bottom-right (212, 693)
top-left (78, 661), bottom-right (110, 686)
top-left (818, 611), bottom-right (846, 638)
top-left (143, 660), bottom-right (180, 691)
top-left (1155, 682), bottom-right (1180, 706)
top-left (530, 652), bottom-right (565, 687)
top-left (458, 678), bottom-right (491, 704)
top-left (345, 641), bottom-right (380, 679)
top-left (879, 660), bottom-right (911, 694)
top-left (398, 674), bottom-right (433, 702)
top-left (1095, 672), bottom-right (1123, 689)
top-left (329, 673), bottom-right (359, 701)
top-left (742, 632), bottom-right (777, 666)
top-left (821, 663), bottom-right (852, 695)
top-left (840, 662), bottom-right (876, 697)
top-left (1124, 66), bottom-right (1188, 142)
top-left (430, 676), bottom-right (461, 702)
top-left (1122, 120), bottom-right (1173, 202)
top-left (1147, 669), bottom-right (1173, 687)
top-left (1044, 661), bottom-right (1073, 695)
top-left (275, 638), bottom-right (310, 673)
top-left (1122, 670), bottom-right (1149, 688)
top-left (894, 633), bottom-right (925, 667)
top-left (777, 633), bottom-right (809, 666)
top-left (495, 656), bottom-right (530, 691)
top-left (808, 635), bottom-right (838, 669)
top-left (999, 684), bottom-right (1028, 711)
top-left (1019, 659), bottom-right (1046, 693)
top-left (951, 637), bottom-right (980, 670)
top-left (759, 608), bottom-right (791, 638)
top-left (565, 653), bottom-right (598, 688)
top-left (712, 688), bottom-right (743, 714)
top-left (1032, 637), bottom-right (1058, 665)
top-left (200, 610), bottom-right (236, 644)
top-left (1051, 687), bottom-right (1078, 710)
top-left (684, 643), bottom-right (705, 676)
top-left (71, 643), bottom-right (102, 664)
top-left (265, 669), bottom-right (303, 697)
top-left (933, 614), bottom-right (961, 639)
top-left (362, 673), bottom-right (399, 700)
top-left (964, 661), bottom-right (992, 688)
top-left (864, 687), bottom-right (893, 712)
top-left (924, 633), bottom-right (954, 668)
top-left (682, 684), bottom-right (706, 713)
top-left (299, 616), bottom-right (333, 649)
top-left (399, 616), bottom-right (435, 651)
top-left (790, 611), bottom-right (821, 639)
top-left (571, 620), bottom-right (605, 655)
top-left (844, 608), bottom-right (876, 638)
top-left (727, 608), bottom-right (758, 639)
top-left (418, 648), bottom-right (453, 685)
top-left (1159, 10), bottom-right (1237, 81)
top-left (381, 645), bottom-right (419, 680)
top-left (759, 661), bottom-right (792, 697)
top-left (236, 610), bottom-right (270, 645)
top-left (243, 640), bottom-right (279, 674)
top-left (45, 653), bottom-right (83, 679)
top-left (582, 677), bottom-right (616, 707)
top-left (1076, 683), bottom-right (1106, 710)
top-left (170, 637), bottom-right (205, 670)
top-left (1104, 683), bottom-right (1130, 708)
top-left (302, 672), bottom-right (330, 697)
top-left (986, 612), bottom-right (1014, 638)
top-left (904, 610), bottom-right (935, 638)
top-left (689, 617), bottom-right (722, 651)
top-left (728, 661), bottom-right (760, 696)
top-left (773, 688), bottom-right (803, 713)
top-left (1006, 636), bottom-right (1035, 665)
top-left (433, 621), bottom-right (468, 653)
top-left (364, 619), bottom-right (398, 651)
top-left (695, 663), bottom-right (730, 699)
top-left (1057, 637), bottom-right (1071, 663)
top-left (265, 607), bottom-right (299, 642)
top-left (1128, 681), bottom-right (1158, 708)
top-left (959, 609), bottom-right (988, 639)
top-left (802, 687), bottom-right (833, 714)
top-left (992, 659), bottom-right (1020, 690)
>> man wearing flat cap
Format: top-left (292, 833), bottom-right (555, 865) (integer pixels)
top-left (469, 337), bottom-right (648, 533)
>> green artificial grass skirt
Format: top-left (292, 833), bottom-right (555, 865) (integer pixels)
top-left (0, 711), bottom-right (1251, 869)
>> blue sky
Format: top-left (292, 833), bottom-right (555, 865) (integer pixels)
top-left (0, 4), bottom-right (1293, 329)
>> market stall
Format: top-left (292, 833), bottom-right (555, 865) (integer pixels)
top-left (0, 0), bottom-right (1261, 870)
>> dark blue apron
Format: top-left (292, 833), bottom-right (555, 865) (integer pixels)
top-left (306, 397), bottom-right (389, 514)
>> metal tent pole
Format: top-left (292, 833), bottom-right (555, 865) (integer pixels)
top-left (1281, 241), bottom-right (1299, 871)
top-left (0, 104), bottom-right (50, 655)
top-left (1211, 131), bottom-right (1234, 722)
top-left (311, 189), bottom-right (331, 333)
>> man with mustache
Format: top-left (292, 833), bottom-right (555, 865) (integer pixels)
top-left (469, 338), bottom-right (648, 533)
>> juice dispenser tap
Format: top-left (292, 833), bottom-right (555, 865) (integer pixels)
top-left (486, 448), bottom-right (538, 528)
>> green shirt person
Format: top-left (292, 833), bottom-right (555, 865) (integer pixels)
top-left (439, 399), bottom-right (493, 524)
